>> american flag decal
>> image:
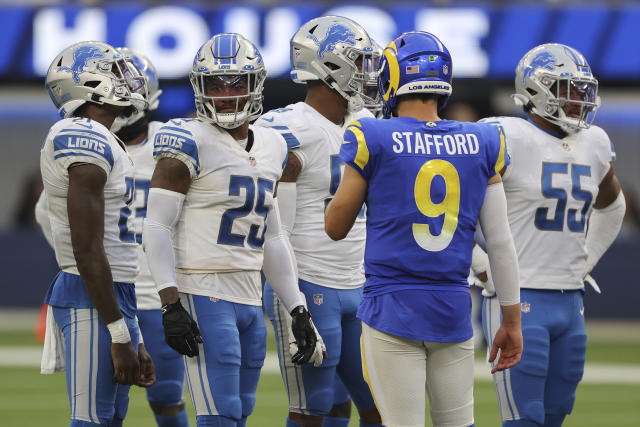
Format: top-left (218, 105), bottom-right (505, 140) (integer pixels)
top-left (406, 65), bottom-right (419, 74)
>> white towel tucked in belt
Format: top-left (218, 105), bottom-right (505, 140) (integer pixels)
top-left (40, 304), bottom-right (65, 374)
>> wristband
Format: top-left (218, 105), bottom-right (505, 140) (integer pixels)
top-left (135, 315), bottom-right (143, 344)
top-left (107, 318), bottom-right (131, 344)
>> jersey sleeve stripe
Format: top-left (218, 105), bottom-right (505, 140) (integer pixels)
top-left (54, 151), bottom-right (109, 165)
top-left (158, 126), bottom-right (193, 136)
top-left (153, 149), bottom-right (201, 175)
top-left (280, 132), bottom-right (301, 149)
top-left (494, 125), bottom-right (506, 174)
top-left (346, 124), bottom-right (369, 169)
top-left (58, 128), bottom-right (108, 141)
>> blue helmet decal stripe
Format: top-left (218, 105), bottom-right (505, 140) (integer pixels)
top-left (564, 46), bottom-right (588, 67)
top-left (213, 34), bottom-right (237, 65)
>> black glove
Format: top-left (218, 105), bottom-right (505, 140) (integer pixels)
top-left (290, 305), bottom-right (318, 365)
top-left (161, 300), bottom-right (203, 357)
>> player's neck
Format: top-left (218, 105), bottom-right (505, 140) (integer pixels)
top-left (529, 113), bottom-right (568, 138)
top-left (224, 122), bottom-right (250, 141)
top-left (305, 86), bottom-right (348, 126)
top-left (396, 99), bottom-right (440, 122)
top-left (122, 131), bottom-right (147, 146)
top-left (75, 103), bottom-right (120, 130)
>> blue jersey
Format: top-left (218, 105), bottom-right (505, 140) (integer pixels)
top-left (340, 116), bottom-right (508, 341)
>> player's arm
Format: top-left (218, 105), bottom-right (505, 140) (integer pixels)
top-left (277, 151), bottom-right (302, 239)
top-left (478, 173), bottom-right (523, 374)
top-left (263, 196), bottom-right (326, 366)
top-left (584, 163), bottom-right (625, 276)
top-left (68, 163), bottom-right (139, 385)
top-left (325, 164), bottom-right (367, 240)
top-left (143, 157), bottom-right (202, 357)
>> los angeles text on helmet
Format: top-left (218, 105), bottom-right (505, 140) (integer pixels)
top-left (407, 83), bottom-right (450, 91)
top-left (391, 132), bottom-right (479, 156)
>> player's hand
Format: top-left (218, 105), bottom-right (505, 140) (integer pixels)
top-left (488, 321), bottom-right (523, 374)
top-left (136, 343), bottom-right (156, 388)
top-left (111, 342), bottom-right (140, 385)
top-left (289, 305), bottom-right (327, 367)
top-left (161, 300), bottom-right (203, 357)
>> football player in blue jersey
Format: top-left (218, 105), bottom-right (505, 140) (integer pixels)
top-left (479, 44), bottom-right (625, 427)
top-left (143, 33), bottom-right (324, 427)
top-left (40, 41), bottom-right (155, 426)
top-left (254, 15), bottom-right (383, 427)
top-left (325, 31), bottom-right (524, 427)
top-left (112, 48), bottom-right (191, 427)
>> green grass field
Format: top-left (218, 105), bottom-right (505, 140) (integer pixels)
top-left (1, 327), bottom-right (639, 426)
top-left (0, 367), bottom-right (639, 426)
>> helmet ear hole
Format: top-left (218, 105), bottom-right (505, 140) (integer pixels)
top-left (324, 62), bottom-right (340, 71)
top-left (84, 81), bottom-right (101, 88)
top-left (526, 88), bottom-right (537, 96)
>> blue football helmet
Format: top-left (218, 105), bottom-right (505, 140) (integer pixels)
top-left (378, 31), bottom-right (452, 118)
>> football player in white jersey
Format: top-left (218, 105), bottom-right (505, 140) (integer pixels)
top-left (480, 44), bottom-right (625, 426)
top-left (255, 16), bottom-right (383, 427)
top-left (142, 33), bottom-right (325, 427)
top-left (112, 48), bottom-right (191, 427)
top-left (40, 41), bottom-right (155, 426)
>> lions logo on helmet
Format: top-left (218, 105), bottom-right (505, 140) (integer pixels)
top-left (522, 51), bottom-right (556, 85)
top-left (57, 46), bottom-right (105, 83)
top-left (307, 24), bottom-right (356, 59)
top-left (514, 43), bottom-right (600, 134)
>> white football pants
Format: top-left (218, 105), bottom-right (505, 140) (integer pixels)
top-left (361, 322), bottom-right (474, 427)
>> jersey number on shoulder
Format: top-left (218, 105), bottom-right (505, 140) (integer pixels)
top-left (119, 179), bottom-right (150, 244)
top-left (218, 176), bottom-right (274, 248)
top-left (412, 159), bottom-right (460, 252)
top-left (325, 154), bottom-right (365, 218)
top-left (536, 162), bottom-right (592, 232)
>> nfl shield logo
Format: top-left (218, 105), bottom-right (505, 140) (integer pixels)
top-left (249, 156), bottom-right (257, 166)
top-left (521, 302), bottom-right (531, 313)
top-left (313, 294), bottom-right (324, 305)
top-left (443, 64), bottom-right (449, 75)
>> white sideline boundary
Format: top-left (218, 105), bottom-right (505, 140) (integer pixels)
top-left (2, 348), bottom-right (640, 384)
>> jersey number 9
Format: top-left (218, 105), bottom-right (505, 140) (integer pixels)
top-left (412, 159), bottom-right (460, 252)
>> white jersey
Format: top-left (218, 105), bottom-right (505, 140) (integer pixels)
top-left (40, 117), bottom-right (138, 283)
top-left (255, 102), bottom-right (372, 289)
top-left (153, 119), bottom-right (288, 305)
top-left (127, 121), bottom-right (163, 310)
top-left (481, 116), bottom-right (614, 290)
